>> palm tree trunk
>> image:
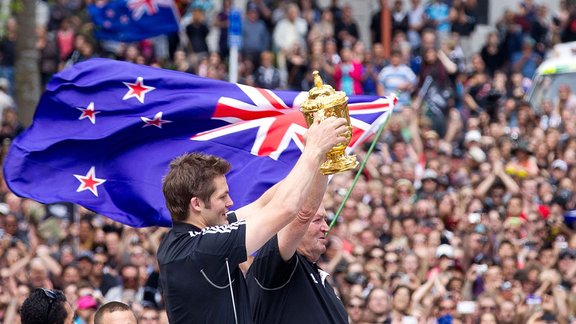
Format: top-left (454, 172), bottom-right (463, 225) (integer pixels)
top-left (15, 0), bottom-right (40, 127)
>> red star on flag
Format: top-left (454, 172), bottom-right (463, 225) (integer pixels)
top-left (141, 111), bottom-right (172, 128)
top-left (77, 102), bottom-right (100, 124)
top-left (74, 166), bottom-right (106, 197)
top-left (123, 77), bottom-right (155, 103)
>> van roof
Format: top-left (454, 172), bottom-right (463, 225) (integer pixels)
top-left (536, 57), bottom-right (576, 75)
top-left (550, 41), bottom-right (576, 58)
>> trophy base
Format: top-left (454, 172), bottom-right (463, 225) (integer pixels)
top-left (320, 155), bottom-right (359, 175)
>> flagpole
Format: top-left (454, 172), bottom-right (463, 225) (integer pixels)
top-left (327, 115), bottom-right (391, 233)
top-left (228, 4), bottom-right (242, 84)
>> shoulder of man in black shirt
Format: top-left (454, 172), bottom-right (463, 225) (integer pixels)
top-left (247, 236), bottom-right (348, 324)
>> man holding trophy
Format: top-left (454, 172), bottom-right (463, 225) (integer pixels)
top-left (246, 72), bottom-right (353, 323)
top-left (157, 71), bottom-right (352, 323)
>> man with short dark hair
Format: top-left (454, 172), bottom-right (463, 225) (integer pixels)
top-left (93, 301), bottom-right (137, 324)
top-left (20, 288), bottom-right (75, 324)
top-left (157, 116), bottom-right (347, 323)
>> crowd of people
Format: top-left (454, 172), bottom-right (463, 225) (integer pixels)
top-left (1, 0), bottom-right (576, 323)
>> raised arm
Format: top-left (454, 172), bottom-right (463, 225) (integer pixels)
top-left (276, 169), bottom-right (327, 261)
top-left (236, 116), bottom-right (347, 255)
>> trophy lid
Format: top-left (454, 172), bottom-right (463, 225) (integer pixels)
top-left (301, 71), bottom-right (347, 112)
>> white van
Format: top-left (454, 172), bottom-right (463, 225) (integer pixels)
top-left (526, 42), bottom-right (576, 114)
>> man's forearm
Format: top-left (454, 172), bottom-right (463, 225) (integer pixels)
top-left (270, 148), bottom-right (324, 217)
top-left (243, 147), bottom-right (325, 254)
top-left (277, 170), bottom-right (328, 260)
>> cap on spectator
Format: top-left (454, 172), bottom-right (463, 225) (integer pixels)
top-left (191, 1), bottom-right (209, 11)
top-left (551, 159), bottom-right (568, 172)
top-left (140, 300), bottom-right (159, 309)
top-left (435, 244), bottom-right (454, 258)
top-left (423, 130), bottom-right (439, 140)
top-left (511, 140), bottom-right (532, 155)
top-left (451, 148), bottom-right (464, 159)
top-left (0, 78), bottom-right (9, 92)
top-left (77, 295), bottom-right (98, 310)
top-left (559, 249), bottom-right (576, 260)
top-left (77, 251), bottom-right (94, 263)
top-left (421, 219), bottom-right (435, 229)
top-left (467, 146), bottom-right (486, 163)
top-left (473, 223), bottom-right (488, 235)
top-left (0, 203), bottom-right (10, 215)
top-left (422, 169), bottom-right (438, 182)
top-left (247, 2), bottom-right (258, 11)
top-left (522, 36), bottom-right (536, 47)
top-left (464, 130), bottom-right (481, 144)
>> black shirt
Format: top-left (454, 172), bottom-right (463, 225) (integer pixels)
top-left (247, 236), bottom-right (348, 324)
top-left (185, 23), bottom-right (209, 54)
top-left (157, 215), bottom-right (253, 323)
top-left (0, 37), bottom-right (15, 66)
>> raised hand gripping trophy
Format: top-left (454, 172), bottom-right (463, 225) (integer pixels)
top-left (300, 71), bottom-right (359, 175)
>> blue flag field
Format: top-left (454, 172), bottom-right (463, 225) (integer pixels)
top-left (88, 0), bottom-right (179, 42)
top-left (3, 59), bottom-right (395, 227)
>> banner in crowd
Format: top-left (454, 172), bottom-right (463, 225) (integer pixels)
top-left (3, 59), bottom-right (396, 227)
top-left (88, 0), bottom-right (180, 42)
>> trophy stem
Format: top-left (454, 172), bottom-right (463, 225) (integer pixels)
top-left (320, 154), bottom-right (359, 175)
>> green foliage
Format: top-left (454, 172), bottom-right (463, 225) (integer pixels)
top-left (11, 0), bottom-right (22, 14)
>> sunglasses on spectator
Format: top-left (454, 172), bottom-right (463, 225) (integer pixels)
top-left (440, 304), bottom-right (455, 311)
top-left (369, 254), bottom-right (385, 259)
top-left (480, 305), bottom-right (497, 311)
top-left (41, 288), bottom-right (64, 323)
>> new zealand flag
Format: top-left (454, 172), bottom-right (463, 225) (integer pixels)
top-left (88, 0), bottom-right (179, 42)
top-left (3, 59), bottom-right (395, 227)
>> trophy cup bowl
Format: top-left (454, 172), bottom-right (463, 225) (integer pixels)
top-left (300, 71), bottom-right (358, 175)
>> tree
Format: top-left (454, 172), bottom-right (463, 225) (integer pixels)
top-left (15, 0), bottom-right (40, 127)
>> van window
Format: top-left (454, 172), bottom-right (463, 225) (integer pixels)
top-left (528, 72), bottom-right (576, 113)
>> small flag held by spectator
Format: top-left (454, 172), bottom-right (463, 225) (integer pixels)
top-left (3, 59), bottom-right (395, 227)
top-left (88, 0), bottom-right (180, 42)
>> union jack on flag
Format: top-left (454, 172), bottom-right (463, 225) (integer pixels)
top-left (88, 0), bottom-right (179, 42)
top-left (3, 59), bottom-right (395, 227)
top-left (127, 0), bottom-right (175, 19)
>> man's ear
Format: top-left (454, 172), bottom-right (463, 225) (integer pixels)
top-left (190, 197), bottom-right (203, 212)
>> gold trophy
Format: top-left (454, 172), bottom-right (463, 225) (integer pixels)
top-left (300, 71), bottom-right (358, 175)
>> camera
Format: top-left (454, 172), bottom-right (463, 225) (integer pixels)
top-left (400, 274), bottom-right (410, 285)
top-left (345, 272), bottom-right (367, 285)
top-left (456, 301), bottom-right (476, 314)
top-left (524, 241), bottom-right (537, 251)
top-left (468, 213), bottom-right (481, 224)
top-left (485, 89), bottom-right (502, 102)
top-left (526, 294), bottom-right (542, 305)
top-left (476, 264), bottom-right (488, 274)
top-left (501, 281), bottom-right (512, 290)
